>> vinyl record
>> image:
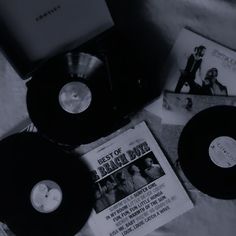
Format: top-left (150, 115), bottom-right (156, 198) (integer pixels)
top-left (0, 132), bottom-right (94, 236)
top-left (178, 105), bottom-right (236, 199)
top-left (26, 52), bottom-right (117, 146)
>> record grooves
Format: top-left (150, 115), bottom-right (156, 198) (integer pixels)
top-left (26, 52), bottom-right (118, 146)
top-left (178, 105), bottom-right (236, 199)
top-left (0, 133), bottom-right (94, 236)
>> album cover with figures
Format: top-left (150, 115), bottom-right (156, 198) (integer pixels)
top-left (80, 122), bottom-right (193, 236)
top-left (163, 28), bottom-right (236, 96)
top-left (145, 27), bottom-right (236, 118)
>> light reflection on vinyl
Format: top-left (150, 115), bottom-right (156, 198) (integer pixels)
top-left (66, 52), bottom-right (103, 78)
top-left (27, 51), bottom-right (115, 145)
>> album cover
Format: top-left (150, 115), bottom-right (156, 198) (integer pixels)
top-left (80, 122), bottom-right (193, 236)
top-left (163, 28), bottom-right (236, 96)
top-left (161, 91), bottom-right (236, 126)
top-left (145, 27), bottom-right (236, 118)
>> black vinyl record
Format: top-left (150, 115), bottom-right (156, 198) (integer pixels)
top-left (178, 105), bottom-right (236, 199)
top-left (26, 52), bottom-right (117, 146)
top-left (0, 132), bottom-right (94, 236)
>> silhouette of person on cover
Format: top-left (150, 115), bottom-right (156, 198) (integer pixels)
top-left (175, 45), bottom-right (206, 94)
top-left (201, 67), bottom-right (228, 96)
top-left (94, 185), bottom-right (109, 212)
top-left (115, 170), bottom-right (134, 200)
top-left (183, 97), bottom-right (193, 111)
top-left (143, 157), bottom-right (164, 182)
top-left (103, 178), bottom-right (117, 205)
top-left (127, 164), bottom-right (148, 191)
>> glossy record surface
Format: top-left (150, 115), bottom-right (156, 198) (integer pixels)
top-left (0, 132), bottom-right (94, 236)
top-left (178, 105), bottom-right (236, 199)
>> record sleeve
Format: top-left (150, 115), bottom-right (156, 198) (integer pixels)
top-left (164, 28), bottom-right (236, 96)
top-left (80, 122), bottom-right (193, 236)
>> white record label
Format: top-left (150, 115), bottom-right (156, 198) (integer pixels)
top-left (59, 81), bottom-right (92, 114)
top-left (209, 136), bottom-right (236, 168)
top-left (30, 180), bottom-right (63, 213)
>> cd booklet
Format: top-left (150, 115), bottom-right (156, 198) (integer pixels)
top-left (80, 122), bottom-right (193, 236)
